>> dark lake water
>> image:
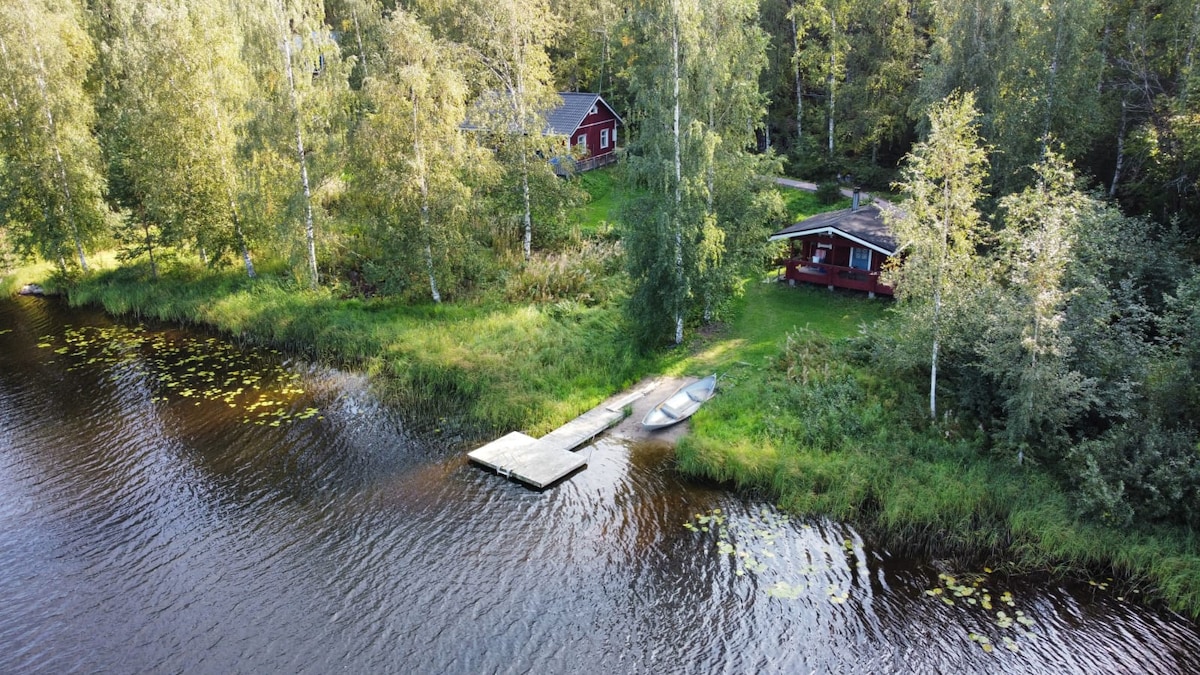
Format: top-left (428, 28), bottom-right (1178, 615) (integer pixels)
top-left (1, 295), bottom-right (1198, 674)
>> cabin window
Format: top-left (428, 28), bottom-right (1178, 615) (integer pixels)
top-left (576, 133), bottom-right (587, 149)
top-left (590, 104), bottom-right (598, 116)
top-left (600, 128), bottom-right (610, 149)
top-left (849, 247), bottom-right (872, 270)
top-left (612, 127), bottom-right (617, 145)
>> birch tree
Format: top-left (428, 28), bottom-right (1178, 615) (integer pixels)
top-left (622, 0), bottom-right (774, 346)
top-left (96, 0), bottom-right (259, 274)
top-left (0, 0), bottom-right (106, 273)
top-left (448, 0), bottom-right (562, 261)
top-left (353, 9), bottom-right (478, 302)
top-left (788, 0), bottom-right (850, 159)
top-left (887, 93), bottom-right (989, 420)
top-left (983, 150), bottom-right (1096, 461)
top-left (232, 0), bottom-right (350, 288)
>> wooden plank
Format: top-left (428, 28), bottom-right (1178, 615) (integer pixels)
top-left (604, 383), bottom-right (656, 413)
top-left (468, 430), bottom-right (589, 488)
top-left (467, 431), bottom-right (536, 474)
top-left (537, 407), bottom-right (624, 450)
top-left (468, 386), bottom-right (641, 488)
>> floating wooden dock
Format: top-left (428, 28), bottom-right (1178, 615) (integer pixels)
top-left (468, 382), bottom-right (658, 488)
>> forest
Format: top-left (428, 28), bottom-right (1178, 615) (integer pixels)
top-left (2, 0), bottom-right (1200, 574)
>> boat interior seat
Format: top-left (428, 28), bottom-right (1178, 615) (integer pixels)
top-left (687, 389), bottom-right (707, 403)
top-left (659, 404), bottom-right (683, 419)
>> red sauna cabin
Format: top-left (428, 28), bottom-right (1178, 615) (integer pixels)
top-left (769, 193), bottom-right (898, 298)
top-left (546, 92), bottom-right (622, 173)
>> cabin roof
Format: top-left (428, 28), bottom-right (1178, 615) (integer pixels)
top-left (768, 203), bottom-right (898, 256)
top-left (545, 93), bottom-right (623, 136)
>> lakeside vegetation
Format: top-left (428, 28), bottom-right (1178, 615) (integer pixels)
top-left (20, 253), bottom-right (1200, 619)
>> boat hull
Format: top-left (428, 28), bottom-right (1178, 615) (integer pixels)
top-left (641, 375), bottom-right (717, 431)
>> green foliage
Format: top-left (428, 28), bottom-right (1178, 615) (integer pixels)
top-left (886, 92), bottom-right (990, 419)
top-left (620, 0), bottom-right (776, 346)
top-left (1069, 424), bottom-right (1200, 528)
top-left (814, 181), bottom-right (842, 204)
top-left (0, 0), bottom-right (108, 273)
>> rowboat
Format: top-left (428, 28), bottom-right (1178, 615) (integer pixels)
top-left (641, 374), bottom-right (717, 431)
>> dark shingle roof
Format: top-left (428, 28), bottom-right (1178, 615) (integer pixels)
top-left (545, 92), bottom-right (623, 136)
top-left (768, 203), bottom-right (898, 255)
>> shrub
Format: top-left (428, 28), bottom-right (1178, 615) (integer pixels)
top-left (1069, 423), bottom-right (1200, 528)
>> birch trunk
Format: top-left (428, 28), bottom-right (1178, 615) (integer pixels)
top-left (930, 182), bottom-right (951, 421)
top-left (672, 1), bottom-right (684, 345)
top-left (790, 5), bottom-right (802, 147)
top-left (1110, 98), bottom-right (1127, 197)
top-left (827, 55), bottom-right (835, 156)
top-left (1042, 19), bottom-right (1064, 155)
top-left (280, 13), bottom-right (319, 288)
top-left (413, 90), bottom-right (441, 303)
top-left (517, 61), bottom-right (533, 261)
top-left (352, 9), bottom-right (368, 81)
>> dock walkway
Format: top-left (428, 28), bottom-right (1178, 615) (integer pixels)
top-left (468, 382), bottom-right (659, 488)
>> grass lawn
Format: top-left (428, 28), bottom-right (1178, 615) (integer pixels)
top-left (680, 279), bottom-right (888, 377)
top-left (576, 167), bottom-right (625, 235)
top-left (776, 186), bottom-right (850, 221)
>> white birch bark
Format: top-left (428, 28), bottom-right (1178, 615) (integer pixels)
top-left (790, 4), bottom-right (802, 147)
top-left (1110, 98), bottom-right (1127, 197)
top-left (827, 16), bottom-right (836, 157)
top-left (279, 9), bottom-right (319, 288)
top-left (352, 9), bottom-right (368, 81)
top-left (672, 0), bottom-right (684, 345)
top-left (517, 45), bottom-right (534, 261)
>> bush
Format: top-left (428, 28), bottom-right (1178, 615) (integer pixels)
top-left (1069, 423), bottom-right (1200, 528)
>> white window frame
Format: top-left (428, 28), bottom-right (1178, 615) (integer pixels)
top-left (600, 128), bottom-right (610, 149)
top-left (576, 133), bottom-right (588, 149)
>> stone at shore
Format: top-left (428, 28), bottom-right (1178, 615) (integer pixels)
top-left (18, 283), bottom-right (47, 296)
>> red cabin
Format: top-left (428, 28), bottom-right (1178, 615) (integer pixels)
top-left (769, 197), bottom-right (898, 298)
top-left (546, 92), bottom-right (622, 173)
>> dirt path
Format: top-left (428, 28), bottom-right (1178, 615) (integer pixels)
top-left (772, 176), bottom-right (894, 208)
